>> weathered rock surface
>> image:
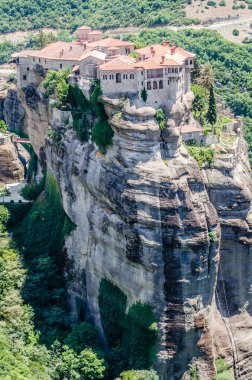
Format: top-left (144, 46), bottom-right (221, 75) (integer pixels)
top-left (3, 88), bottom-right (26, 133)
top-left (0, 138), bottom-right (27, 183)
top-left (18, 81), bottom-right (252, 379)
top-left (204, 138), bottom-right (252, 379)
top-left (43, 95), bottom-right (219, 379)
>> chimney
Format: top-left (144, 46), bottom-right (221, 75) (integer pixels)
top-left (151, 49), bottom-right (155, 57)
top-left (160, 55), bottom-right (165, 64)
top-left (69, 45), bottom-right (73, 51)
top-left (59, 49), bottom-right (64, 58)
top-left (171, 44), bottom-right (176, 55)
top-left (162, 40), bottom-right (170, 46)
top-left (150, 46), bottom-right (154, 53)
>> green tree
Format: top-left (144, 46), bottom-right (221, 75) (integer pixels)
top-left (141, 87), bottom-right (148, 102)
top-left (206, 84), bottom-right (217, 125)
top-left (191, 84), bottom-right (208, 117)
top-left (64, 322), bottom-right (100, 353)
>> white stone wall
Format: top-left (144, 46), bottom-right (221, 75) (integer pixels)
top-left (100, 70), bottom-right (138, 96)
top-left (79, 56), bottom-right (104, 78)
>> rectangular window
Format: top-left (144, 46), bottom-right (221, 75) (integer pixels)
top-left (168, 68), bottom-right (171, 73)
top-left (33, 58), bottom-right (35, 62)
top-left (60, 64), bottom-right (62, 69)
top-left (190, 60), bottom-right (193, 65)
top-left (27, 67), bottom-right (29, 71)
top-left (23, 75), bottom-right (27, 80)
top-left (39, 58), bottom-right (41, 63)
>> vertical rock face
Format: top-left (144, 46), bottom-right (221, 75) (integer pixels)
top-left (18, 82), bottom-right (252, 379)
top-left (43, 95), bottom-right (219, 379)
top-left (3, 89), bottom-right (26, 134)
top-left (0, 138), bottom-right (27, 183)
top-left (204, 140), bottom-right (252, 379)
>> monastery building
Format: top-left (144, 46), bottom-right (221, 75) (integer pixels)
top-left (13, 26), bottom-right (195, 109)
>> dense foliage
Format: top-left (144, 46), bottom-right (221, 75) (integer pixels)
top-left (0, 0), bottom-right (199, 34)
top-left (99, 279), bottom-right (157, 376)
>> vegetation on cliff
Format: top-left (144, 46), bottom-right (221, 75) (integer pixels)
top-left (125, 28), bottom-right (252, 164)
top-left (99, 279), bottom-right (157, 378)
top-left (0, 175), bottom-right (159, 379)
top-left (43, 72), bottom-right (114, 152)
top-left (0, 0), bottom-right (199, 34)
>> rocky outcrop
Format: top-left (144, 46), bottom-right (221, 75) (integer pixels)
top-left (18, 78), bottom-right (252, 379)
top-left (3, 88), bottom-right (26, 133)
top-left (204, 138), bottom-right (252, 379)
top-left (42, 95), bottom-right (220, 379)
top-left (0, 137), bottom-right (28, 183)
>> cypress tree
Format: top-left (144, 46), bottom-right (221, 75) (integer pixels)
top-left (206, 84), bottom-right (217, 125)
top-left (141, 87), bottom-right (148, 102)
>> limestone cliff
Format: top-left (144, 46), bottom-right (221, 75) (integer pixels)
top-left (17, 81), bottom-right (252, 380)
top-left (0, 135), bottom-right (29, 183)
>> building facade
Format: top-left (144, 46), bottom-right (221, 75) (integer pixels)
top-left (13, 27), bottom-right (195, 110)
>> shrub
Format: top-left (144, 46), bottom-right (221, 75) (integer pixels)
top-left (215, 358), bottom-right (235, 380)
top-left (219, 0), bottom-right (226, 5)
top-left (91, 120), bottom-right (114, 153)
top-left (207, 0), bottom-right (216, 5)
top-left (116, 370), bottom-right (159, 380)
top-left (232, 29), bottom-right (239, 36)
top-left (0, 120), bottom-right (7, 132)
top-left (190, 366), bottom-right (199, 380)
top-left (20, 181), bottom-right (43, 201)
top-left (64, 322), bottom-right (101, 353)
top-left (155, 108), bottom-right (166, 129)
top-left (186, 145), bottom-right (215, 168)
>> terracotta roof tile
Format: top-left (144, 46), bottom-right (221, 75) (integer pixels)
top-left (87, 37), bottom-right (134, 48)
top-left (99, 56), bottom-right (136, 71)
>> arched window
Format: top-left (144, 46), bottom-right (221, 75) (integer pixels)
top-left (147, 81), bottom-right (151, 90)
top-left (116, 73), bottom-right (121, 83)
top-left (153, 81), bottom-right (157, 90)
top-left (159, 80), bottom-right (163, 89)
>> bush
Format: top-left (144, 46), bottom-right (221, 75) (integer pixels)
top-left (64, 322), bottom-right (101, 353)
top-left (20, 180), bottom-right (44, 201)
top-left (207, 0), bottom-right (216, 5)
top-left (219, 0), bottom-right (226, 5)
top-left (186, 145), bottom-right (215, 168)
top-left (116, 370), bottom-right (159, 380)
top-left (91, 120), bottom-right (114, 153)
top-left (232, 29), bottom-right (239, 36)
top-left (0, 120), bottom-right (7, 132)
top-left (215, 358), bottom-right (235, 380)
top-left (155, 108), bottom-right (166, 129)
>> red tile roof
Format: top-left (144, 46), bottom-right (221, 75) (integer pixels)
top-left (87, 37), bottom-right (134, 48)
top-left (99, 56), bottom-right (136, 71)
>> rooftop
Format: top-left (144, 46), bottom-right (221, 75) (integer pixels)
top-left (87, 37), bottom-right (134, 48)
top-left (99, 56), bottom-right (136, 71)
